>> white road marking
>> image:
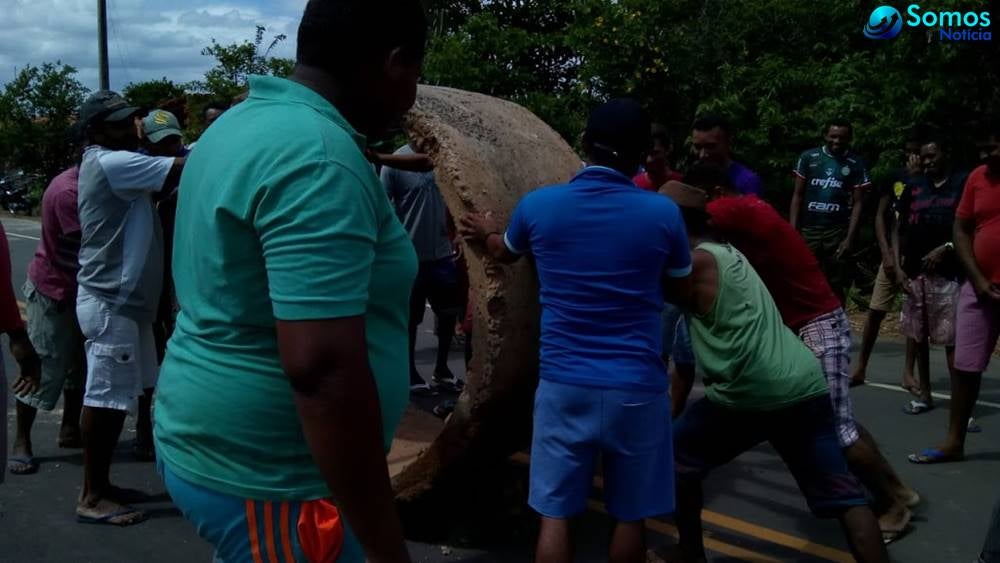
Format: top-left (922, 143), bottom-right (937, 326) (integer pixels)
top-left (4, 231), bottom-right (40, 241)
top-left (866, 381), bottom-right (1000, 410)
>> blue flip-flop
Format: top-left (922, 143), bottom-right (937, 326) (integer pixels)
top-left (908, 448), bottom-right (964, 464)
top-left (7, 455), bottom-right (38, 475)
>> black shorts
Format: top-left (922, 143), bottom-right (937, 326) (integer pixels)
top-left (410, 257), bottom-right (463, 323)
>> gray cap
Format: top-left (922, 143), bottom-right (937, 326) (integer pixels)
top-left (79, 90), bottom-right (139, 129)
top-left (142, 110), bottom-right (182, 143)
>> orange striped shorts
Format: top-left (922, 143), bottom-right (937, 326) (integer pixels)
top-left (159, 460), bottom-right (362, 562)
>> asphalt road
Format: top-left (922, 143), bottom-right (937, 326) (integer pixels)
top-left (2, 215), bottom-right (998, 562)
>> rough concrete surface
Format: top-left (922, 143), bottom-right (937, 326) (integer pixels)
top-left (391, 86), bottom-right (580, 513)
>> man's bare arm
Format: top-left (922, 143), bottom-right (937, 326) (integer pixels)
top-left (459, 213), bottom-right (521, 264)
top-left (370, 151), bottom-right (434, 173)
top-left (955, 217), bottom-right (1000, 301)
top-left (874, 192), bottom-right (893, 264)
top-left (837, 187), bottom-right (865, 259)
top-left (165, 157), bottom-right (186, 190)
top-left (789, 176), bottom-right (805, 229)
top-left (482, 233), bottom-right (521, 264)
top-left (278, 317), bottom-right (410, 563)
top-left (672, 250), bottom-right (717, 415)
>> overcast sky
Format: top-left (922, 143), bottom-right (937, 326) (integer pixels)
top-left (1, 0), bottom-right (307, 93)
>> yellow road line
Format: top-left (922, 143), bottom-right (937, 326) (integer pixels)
top-left (512, 452), bottom-right (853, 562)
top-left (701, 510), bottom-right (853, 563)
top-left (586, 500), bottom-right (782, 563)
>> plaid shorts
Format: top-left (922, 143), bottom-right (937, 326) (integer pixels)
top-left (901, 274), bottom-right (959, 346)
top-left (798, 309), bottom-right (860, 448)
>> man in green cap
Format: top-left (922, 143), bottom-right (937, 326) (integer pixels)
top-left (141, 109), bottom-right (188, 158)
top-left (137, 109), bottom-right (190, 461)
top-left (74, 90), bottom-right (185, 526)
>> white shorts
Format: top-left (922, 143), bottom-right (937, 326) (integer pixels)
top-left (77, 288), bottom-right (158, 415)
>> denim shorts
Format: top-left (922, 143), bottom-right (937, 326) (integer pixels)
top-left (158, 460), bottom-right (363, 563)
top-left (674, 395), bottom-right (867, 518)
top-left (528, 379), bottom-right (674, 522)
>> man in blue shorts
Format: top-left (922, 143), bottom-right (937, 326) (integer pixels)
top-left (461, 99), bottom-right (693, 563)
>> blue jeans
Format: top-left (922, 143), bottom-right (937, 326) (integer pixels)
top-left (674, 396), bottom-right (867, 517)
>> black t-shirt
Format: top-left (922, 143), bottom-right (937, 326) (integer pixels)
top-left (897, 170), bottom-right (968, 279)
top-left (884, 168), bottom-right (909, 220)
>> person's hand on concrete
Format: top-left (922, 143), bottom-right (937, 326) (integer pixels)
top-left (459, 212), bottom-right (502, 242)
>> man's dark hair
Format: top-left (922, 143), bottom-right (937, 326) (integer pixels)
top-left (826, 118), bottom-right (853, 137)
top-left (919, 127), bottom-right (948, 152)
top-left (679, 206), bottom-right (712, 237)
top-left (203, 101), bottom-right (228, 117)
top-left (692, 114), bottom-right (732, 136)
top-left (297, 0), bottom-right (427, 78)
top-left (651, 123), bottom-right (670, 148)
top-left (583, 98), bottom-right (650, 171)
top-left (684, 161), bottom-right (733, 192)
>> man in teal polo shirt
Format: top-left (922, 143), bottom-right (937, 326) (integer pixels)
top-left (153, 1), bottom-right (427, 561)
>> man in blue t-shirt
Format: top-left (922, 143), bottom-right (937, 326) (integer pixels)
top-left (461, 98), bottom-right (692, 562)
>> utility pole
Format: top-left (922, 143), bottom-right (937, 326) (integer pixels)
top-left (97, 0), bottom-right (109, 90)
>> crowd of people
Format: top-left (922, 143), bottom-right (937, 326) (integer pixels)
top-left (1, 0), bottom-right (999, 562)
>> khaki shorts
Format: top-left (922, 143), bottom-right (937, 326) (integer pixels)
top-left (17, 280), bottom-right (86, 411)
top-left (77, 288), bottom-right (158, 415)
top-left (869, 263), bottom-right (902, 313)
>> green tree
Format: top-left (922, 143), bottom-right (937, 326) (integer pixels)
top-left (0, 62), bottom-right (88, 180)
top-left (428, 0), bottom-right (999, 192)
top-left (192, 25), bottom-right (294, 101)
top-left (423, 1), bottom-right (589, 142)
top-left (185, 25), bottom-right (294, 139)
top-left (123, 78), bottom-right (185, 111)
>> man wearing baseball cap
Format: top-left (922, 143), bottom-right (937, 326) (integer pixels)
top-left (137, 109), bottom-right (189, 462)
top-left (141, 109), bottom-right (187, 158)
top-left (74, 90), bottom-right (185, 526)
top-left (462, 98), bottom-right (693, 562)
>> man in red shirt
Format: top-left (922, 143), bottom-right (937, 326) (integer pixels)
top-left (684, 162), bottom-right (918, 542)
top-left (633, 124), bottom-right (683, 191)
top-left (910, 124), bottom-right (1000, 464)
top-left (9, 163), bottom-right (85, 475)
top-left (1, 223), bottom-right (42, 483)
